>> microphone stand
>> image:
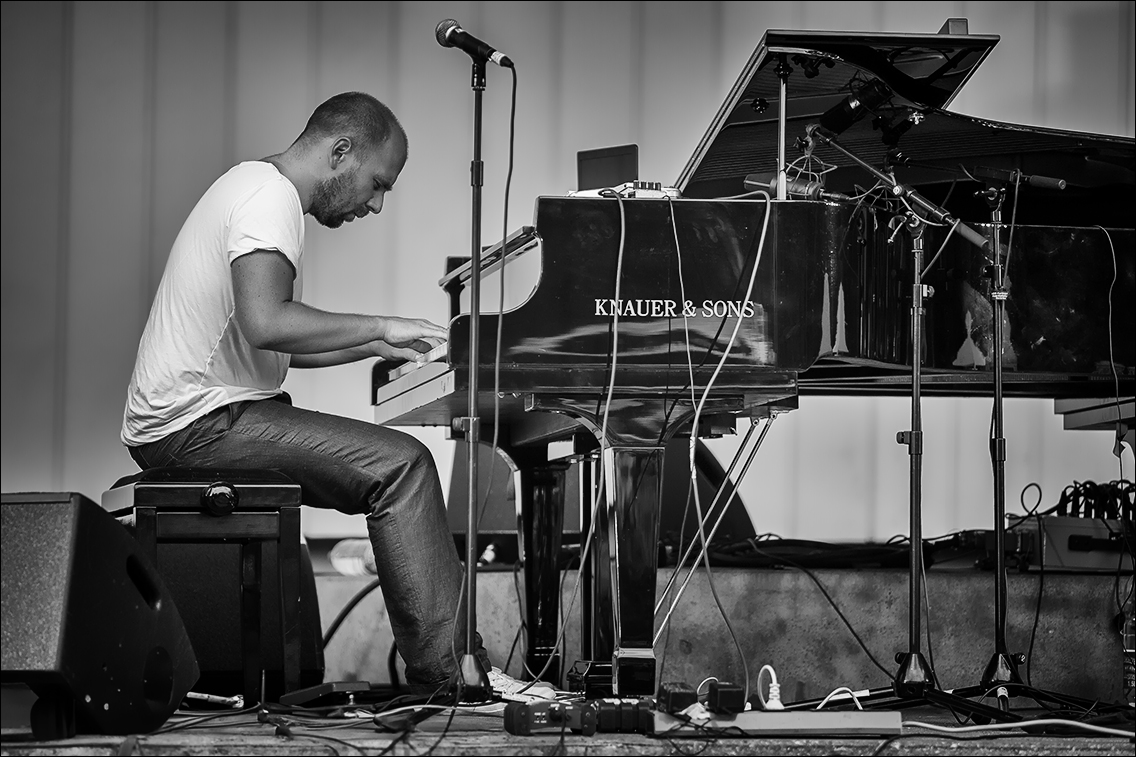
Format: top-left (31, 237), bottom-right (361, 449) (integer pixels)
top-left (781, 127), bottom-right (1016, 723)
top-left (970, 183), bottom-right (1022, 709)
top-left (945, 178), bottom-right (1104, 714)
top-left (454, 56), bottom-right (491, 701)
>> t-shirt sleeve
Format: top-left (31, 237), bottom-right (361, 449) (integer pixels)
top-left (226, 178), bottom-right (304, 270)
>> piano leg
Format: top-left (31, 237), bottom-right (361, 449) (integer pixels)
top-left (598, 445), bottom-right (664, 697)
top-left (513, 446), bottom-right (569, 685)
top-left (517, 397), bottom-right (708, 697)
top-left (578, 453), bottom-right (597, 662)
top-left (513, 443), bottom-right (664, 698)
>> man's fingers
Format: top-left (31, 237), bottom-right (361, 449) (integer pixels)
top-left (403, 337), bottom-right (444, 353)
top-left (387, 318), bottom-right (448, 346)
top-left (387, 347), bottom-right (426, 364)
top-left (420, 321), bottom-right (448, 340)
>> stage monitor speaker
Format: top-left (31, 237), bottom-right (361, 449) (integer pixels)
top-left (0, 492), bottom-right (199, 738)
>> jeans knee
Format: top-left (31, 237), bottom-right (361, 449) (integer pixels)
top-left (362, 431), bottom-right (443, 514)
top-left (401, 434), bottom-right (439, 480)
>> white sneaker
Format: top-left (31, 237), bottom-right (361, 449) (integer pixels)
top-left (487, 667), bottom-right (557, 703)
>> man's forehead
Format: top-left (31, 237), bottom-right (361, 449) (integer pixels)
top-left (369, 138), bottom-right (406, 177)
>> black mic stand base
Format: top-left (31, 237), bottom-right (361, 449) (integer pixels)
top-left (964, 652), bottom-right (1025, 709)
top-left (892, 652), bottom-right (1032, 723)
top-left (893, 651), bottom-right (936, 699)
top-left (783, 647), bottom-right (1025, 723)
top-left (453, 653), bottom-right (492, 703)
top-left (950, 654), bottom-right (1113, 714)
top-left (981, 652), bottom-right (1023, 690)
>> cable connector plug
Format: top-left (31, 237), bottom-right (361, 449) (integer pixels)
top-left (765, 681), bottom-right (785, 710)
top-left (755, 664), bottom-right (784, 710)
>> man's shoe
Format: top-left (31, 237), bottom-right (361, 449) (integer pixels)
top-left (487, 667), bottom-right (557, 703)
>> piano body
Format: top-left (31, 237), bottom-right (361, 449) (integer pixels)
top-left (374, 24), bottom-right (1134, 697)
top-left (678, 28), bottom-right (1135, 397)
top-left (376, 197), bottom-right (851, 696)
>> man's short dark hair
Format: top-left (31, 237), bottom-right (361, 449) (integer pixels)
top-left (296, 92), bottom-right (406, 158)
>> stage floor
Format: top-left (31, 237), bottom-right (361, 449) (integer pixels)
top-left (4, 568), bottom-right (1132, 755)
top-left (2, 704), bottom-right (1133, 756)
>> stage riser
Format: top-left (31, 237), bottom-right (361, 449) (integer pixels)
top-left (317, 568), bottom-right (1126, 703)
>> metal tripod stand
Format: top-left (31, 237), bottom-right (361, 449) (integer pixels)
top-left (948, 174), bottom-right (1106, 714)
top-left (783, 128), bottom-right (1017, 722)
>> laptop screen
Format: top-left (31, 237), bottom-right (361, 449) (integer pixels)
top-left (577, 144), bottom-right (638, 191)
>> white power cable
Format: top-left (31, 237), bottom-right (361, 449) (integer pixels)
top-left (654, 417), bottom-right (774, 638)
top-left (654, 192), bottom-right (773, 704)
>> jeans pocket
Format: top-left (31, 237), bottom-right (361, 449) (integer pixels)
top-left (135, 401), bottom-right (251, 468)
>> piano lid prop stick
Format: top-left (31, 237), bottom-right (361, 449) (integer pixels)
top-left (805, 124), bottom-right (989, 252)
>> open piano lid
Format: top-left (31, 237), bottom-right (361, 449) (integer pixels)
top-left (676, 26), bottom-right (1135, 212)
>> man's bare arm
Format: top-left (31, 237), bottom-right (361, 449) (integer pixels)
top-left (289, 344), bottom-right (377, 369)
top-left (231, 250), bottom-right (447, 357)
top-left (289, 338), bottom-right (442, 369)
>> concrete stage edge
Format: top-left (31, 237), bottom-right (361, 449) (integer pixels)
top-left (319, 566), bottom-right (1130, 704)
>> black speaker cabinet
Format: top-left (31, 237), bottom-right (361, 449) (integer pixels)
top-left (0, 492), bottom-right (199, 738)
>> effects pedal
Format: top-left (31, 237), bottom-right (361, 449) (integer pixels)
top-left (503, 701), bottom-right (598, 736)
top-left (595, 699), bottom-right (650, 733)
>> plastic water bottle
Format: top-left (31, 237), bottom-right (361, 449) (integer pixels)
top-left (328, 538), bottom-right (377, 576)
top-left (1124, 598), bottom-right (1135, 708)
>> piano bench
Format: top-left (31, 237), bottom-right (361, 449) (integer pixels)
top-left (102, 467), bottom-right (308, 705)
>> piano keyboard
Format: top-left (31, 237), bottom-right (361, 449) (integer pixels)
top-left (387, 342), bottom-right (449, 381)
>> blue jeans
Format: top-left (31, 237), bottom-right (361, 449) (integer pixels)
top-left (128, 394), bottom-right (487, 688)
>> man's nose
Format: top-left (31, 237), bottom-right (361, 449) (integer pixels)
top-left (366, 193), bottom-right (385, 214)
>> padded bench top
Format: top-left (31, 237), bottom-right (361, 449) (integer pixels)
top-left (103, 467), bottom-right (301, 513)
top-left (111, 467), bottom-right (298, 489)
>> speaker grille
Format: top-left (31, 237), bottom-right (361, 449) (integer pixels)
top-left (0, 495), bottom-right (80, 674)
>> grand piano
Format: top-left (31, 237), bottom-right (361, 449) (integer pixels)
top-left (373, 23), bottom-right (1135, 697)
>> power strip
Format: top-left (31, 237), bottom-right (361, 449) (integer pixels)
top-left (650, 710), bottom-right (903, 737)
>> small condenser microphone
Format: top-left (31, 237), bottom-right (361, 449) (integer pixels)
top-left (744, 173), bottom-right (851, 202)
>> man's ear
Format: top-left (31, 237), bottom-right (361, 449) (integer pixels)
top-left (330, 137), bottom-right (352, 168)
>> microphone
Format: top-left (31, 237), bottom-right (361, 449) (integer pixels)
top-left (971, 165), bottom-right (1066, 190)
top-left (744, 173), bottom-right (851, 202)
top-left (435, 19), bottom-right (513, 68)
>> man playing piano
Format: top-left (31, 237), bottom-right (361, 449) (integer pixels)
top-left (120, 91), bottom-right (549, 699)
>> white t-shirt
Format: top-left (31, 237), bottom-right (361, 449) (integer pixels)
top-left (122, 161), bottom-right (304, 446)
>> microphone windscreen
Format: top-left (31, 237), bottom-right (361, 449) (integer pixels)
top-left (435, 19), bottom-right (458, 47)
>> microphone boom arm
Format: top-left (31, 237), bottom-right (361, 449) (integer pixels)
top-left (806, 124), bottom-right (989, 252)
